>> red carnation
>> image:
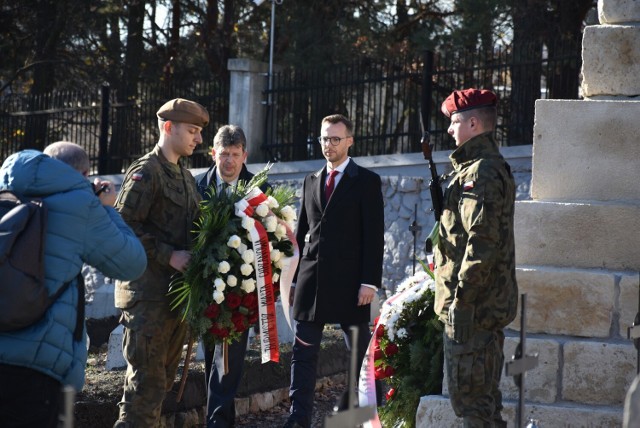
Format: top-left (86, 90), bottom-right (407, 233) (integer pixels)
top-left (225, 292), bottom-right (242, 309)
top-left (231, 311), bottom-right (247, 332)
top-left (248, 311), bottom-right (259, 325)
top-left (242, 293), bottom-right (258, 310)
top-left (375, 324), bottom-right (385, 338)
top-left (384, 343), bottom-right (399, 357)
top-left (385, 388), bottom-right (396, 401)
top-left (209, 323), bottom-right (229, 339)
top-left (373, 346), bottom-right (384, 361)
top-left (374, 366), bottom-right (388, 380)
top-left (204, 303), bottom-right (221, 319)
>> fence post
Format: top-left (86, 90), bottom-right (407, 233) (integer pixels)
top-left (227, 58), bottom-right (270, 164)
top-left (419, 50), bottom-right (434, 151)
top-left (98, 83), bottom-right (110, 175)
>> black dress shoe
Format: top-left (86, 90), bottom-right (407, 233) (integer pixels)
top-left (283, 418), bottom-right (306, 428)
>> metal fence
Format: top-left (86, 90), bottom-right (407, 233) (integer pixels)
top-left (262, 44), bottom-right (582, 162)
top-left (1, 43), bottom-right (580, 170)
top-left (0, 80), bottom-right (229, 174)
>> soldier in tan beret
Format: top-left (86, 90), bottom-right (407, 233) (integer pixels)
top-left (113, 98), bottom-right (209, 427)
top-left (435, 88), bottom-right (517, 427)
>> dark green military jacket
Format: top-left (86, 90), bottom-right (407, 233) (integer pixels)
top-left (114, 145), bottom-right (201, 308)
top-left (434, 132), bottom-right (518, 332)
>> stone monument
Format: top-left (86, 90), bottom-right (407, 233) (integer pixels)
top-left (417, 0), bottom-right (640, 425)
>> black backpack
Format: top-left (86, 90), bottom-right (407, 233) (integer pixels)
top-left (0, 190), bottom-right (84, 339)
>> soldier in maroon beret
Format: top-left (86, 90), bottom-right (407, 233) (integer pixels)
top-left (435, 88), bottom-right (518, 427)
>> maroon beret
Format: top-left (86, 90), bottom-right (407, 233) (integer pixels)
top-left (441, 88), bottom-right (497, 117)
top-left (157, 98), bottom-right (210, 128)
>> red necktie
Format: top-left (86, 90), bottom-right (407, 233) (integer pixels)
top-left (325, 169), bottom-right (339, 201)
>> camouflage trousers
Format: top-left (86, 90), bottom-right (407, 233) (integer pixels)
top-left (444, 329), bottom-right (506, 428)
top-left (115, 301), bottom-right (188, 427)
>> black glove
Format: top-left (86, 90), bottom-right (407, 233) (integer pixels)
top-left (448, 300), bottom-right (475, 343)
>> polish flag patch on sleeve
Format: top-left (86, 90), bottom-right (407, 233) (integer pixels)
top-left (132, 172), bottom-right (144, 181)
top-left (463, 180), bottom-right (475, 191)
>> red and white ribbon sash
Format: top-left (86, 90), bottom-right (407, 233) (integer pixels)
top-left (235, 188), bottom-right (279, 363)
top-left (359, 335), bottom-right (382, 428)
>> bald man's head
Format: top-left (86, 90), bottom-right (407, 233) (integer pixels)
top-left (44, 142), bottom-right (90, 176)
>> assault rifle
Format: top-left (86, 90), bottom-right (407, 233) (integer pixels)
top-left (420, 50), bottom-right (443, 254)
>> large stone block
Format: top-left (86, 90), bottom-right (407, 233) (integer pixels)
top-left (563, 341), bottom-right (635, 405)
top-left (416, 395), bottom-right (622, 427)
top-left (599, 0), bottom-right (640, 24)
top-left (532, 100), bottom-right (640, 202)
top-left (582, 25), bottom-right (640, 97)
top-left (515, 200), bottom-right (640, 271)
top-left (511, 267), bottom-right (615, 337)
top-left (501, 337), bottom-right (560, 403)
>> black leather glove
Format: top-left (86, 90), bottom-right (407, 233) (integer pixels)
top-left (448, 300), bottom-right (475, 343)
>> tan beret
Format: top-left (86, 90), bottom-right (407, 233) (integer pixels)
top-left (156, 98), bottom-right (210, 128)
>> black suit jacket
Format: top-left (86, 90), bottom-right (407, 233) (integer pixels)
top-left (293, 159), bottom-right (384, 324)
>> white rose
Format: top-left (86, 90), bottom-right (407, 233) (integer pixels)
top-left (227, 235), bottom-right (241, 249)
top-left (217, 261), bottom-right (230, 274)
top-left (227, 275), bottom-right (238, 287)
top-left (264, 216), bottom-right (278, 233)
top-left (280, 205), bottom-right (297, 222)
top-left (270, 249), bottom-right (282, 263)
top-left (241, 278), bottom-right (256, 293)
top-left (274, 223), bottom-right (287, 240)
top-left (214, 278), bottom-right (226, 291)
top-left (213, 290), bottom-right (225, 304)
top-left (238, 243), bottom-right (248, 255)
top-left (242, 216), bottom-right (255, 231)
top-left (267, 196), bottom-right (279, 209)
top-left (255, 203), bottom-right (269, 217)
top-left (272, 272), bottom-right (280, 283)
top-left (241, 249), bottom-right (255, 264)
top-left (240, 263), bottom-right (254, 276)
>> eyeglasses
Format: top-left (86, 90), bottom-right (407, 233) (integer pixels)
top-left (317, 136), bottom-right (350, 146)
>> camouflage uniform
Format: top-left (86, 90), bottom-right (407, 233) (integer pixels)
top-left (114, 144), bottom-right (201, 427)
top-left (434, 133), bottom-right (518, 427)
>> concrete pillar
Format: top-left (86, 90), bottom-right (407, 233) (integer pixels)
top-left (227, 58), bottom-right (269, 163)
top-left (582, 0), bottom-right (640, 98)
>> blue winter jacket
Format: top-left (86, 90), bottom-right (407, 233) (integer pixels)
top-left (0, 150), bottom-right (147, 390)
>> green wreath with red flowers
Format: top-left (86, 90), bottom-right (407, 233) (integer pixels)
top-left (373, 264), bottom-right (444, 428)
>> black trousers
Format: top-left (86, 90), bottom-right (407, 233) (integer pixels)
top-left (288, 321), bottom-right (371, 428)
top-left (0, 364), bottom-right (62, 428)
top-left (204, 328), bottom-right (251, 428)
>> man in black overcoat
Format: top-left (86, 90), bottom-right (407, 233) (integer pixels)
top-left (284, 114), bottom-right (385, 428)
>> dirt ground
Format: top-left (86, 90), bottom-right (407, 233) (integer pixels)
top-left (79, 327), bottom-right (350, 428)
